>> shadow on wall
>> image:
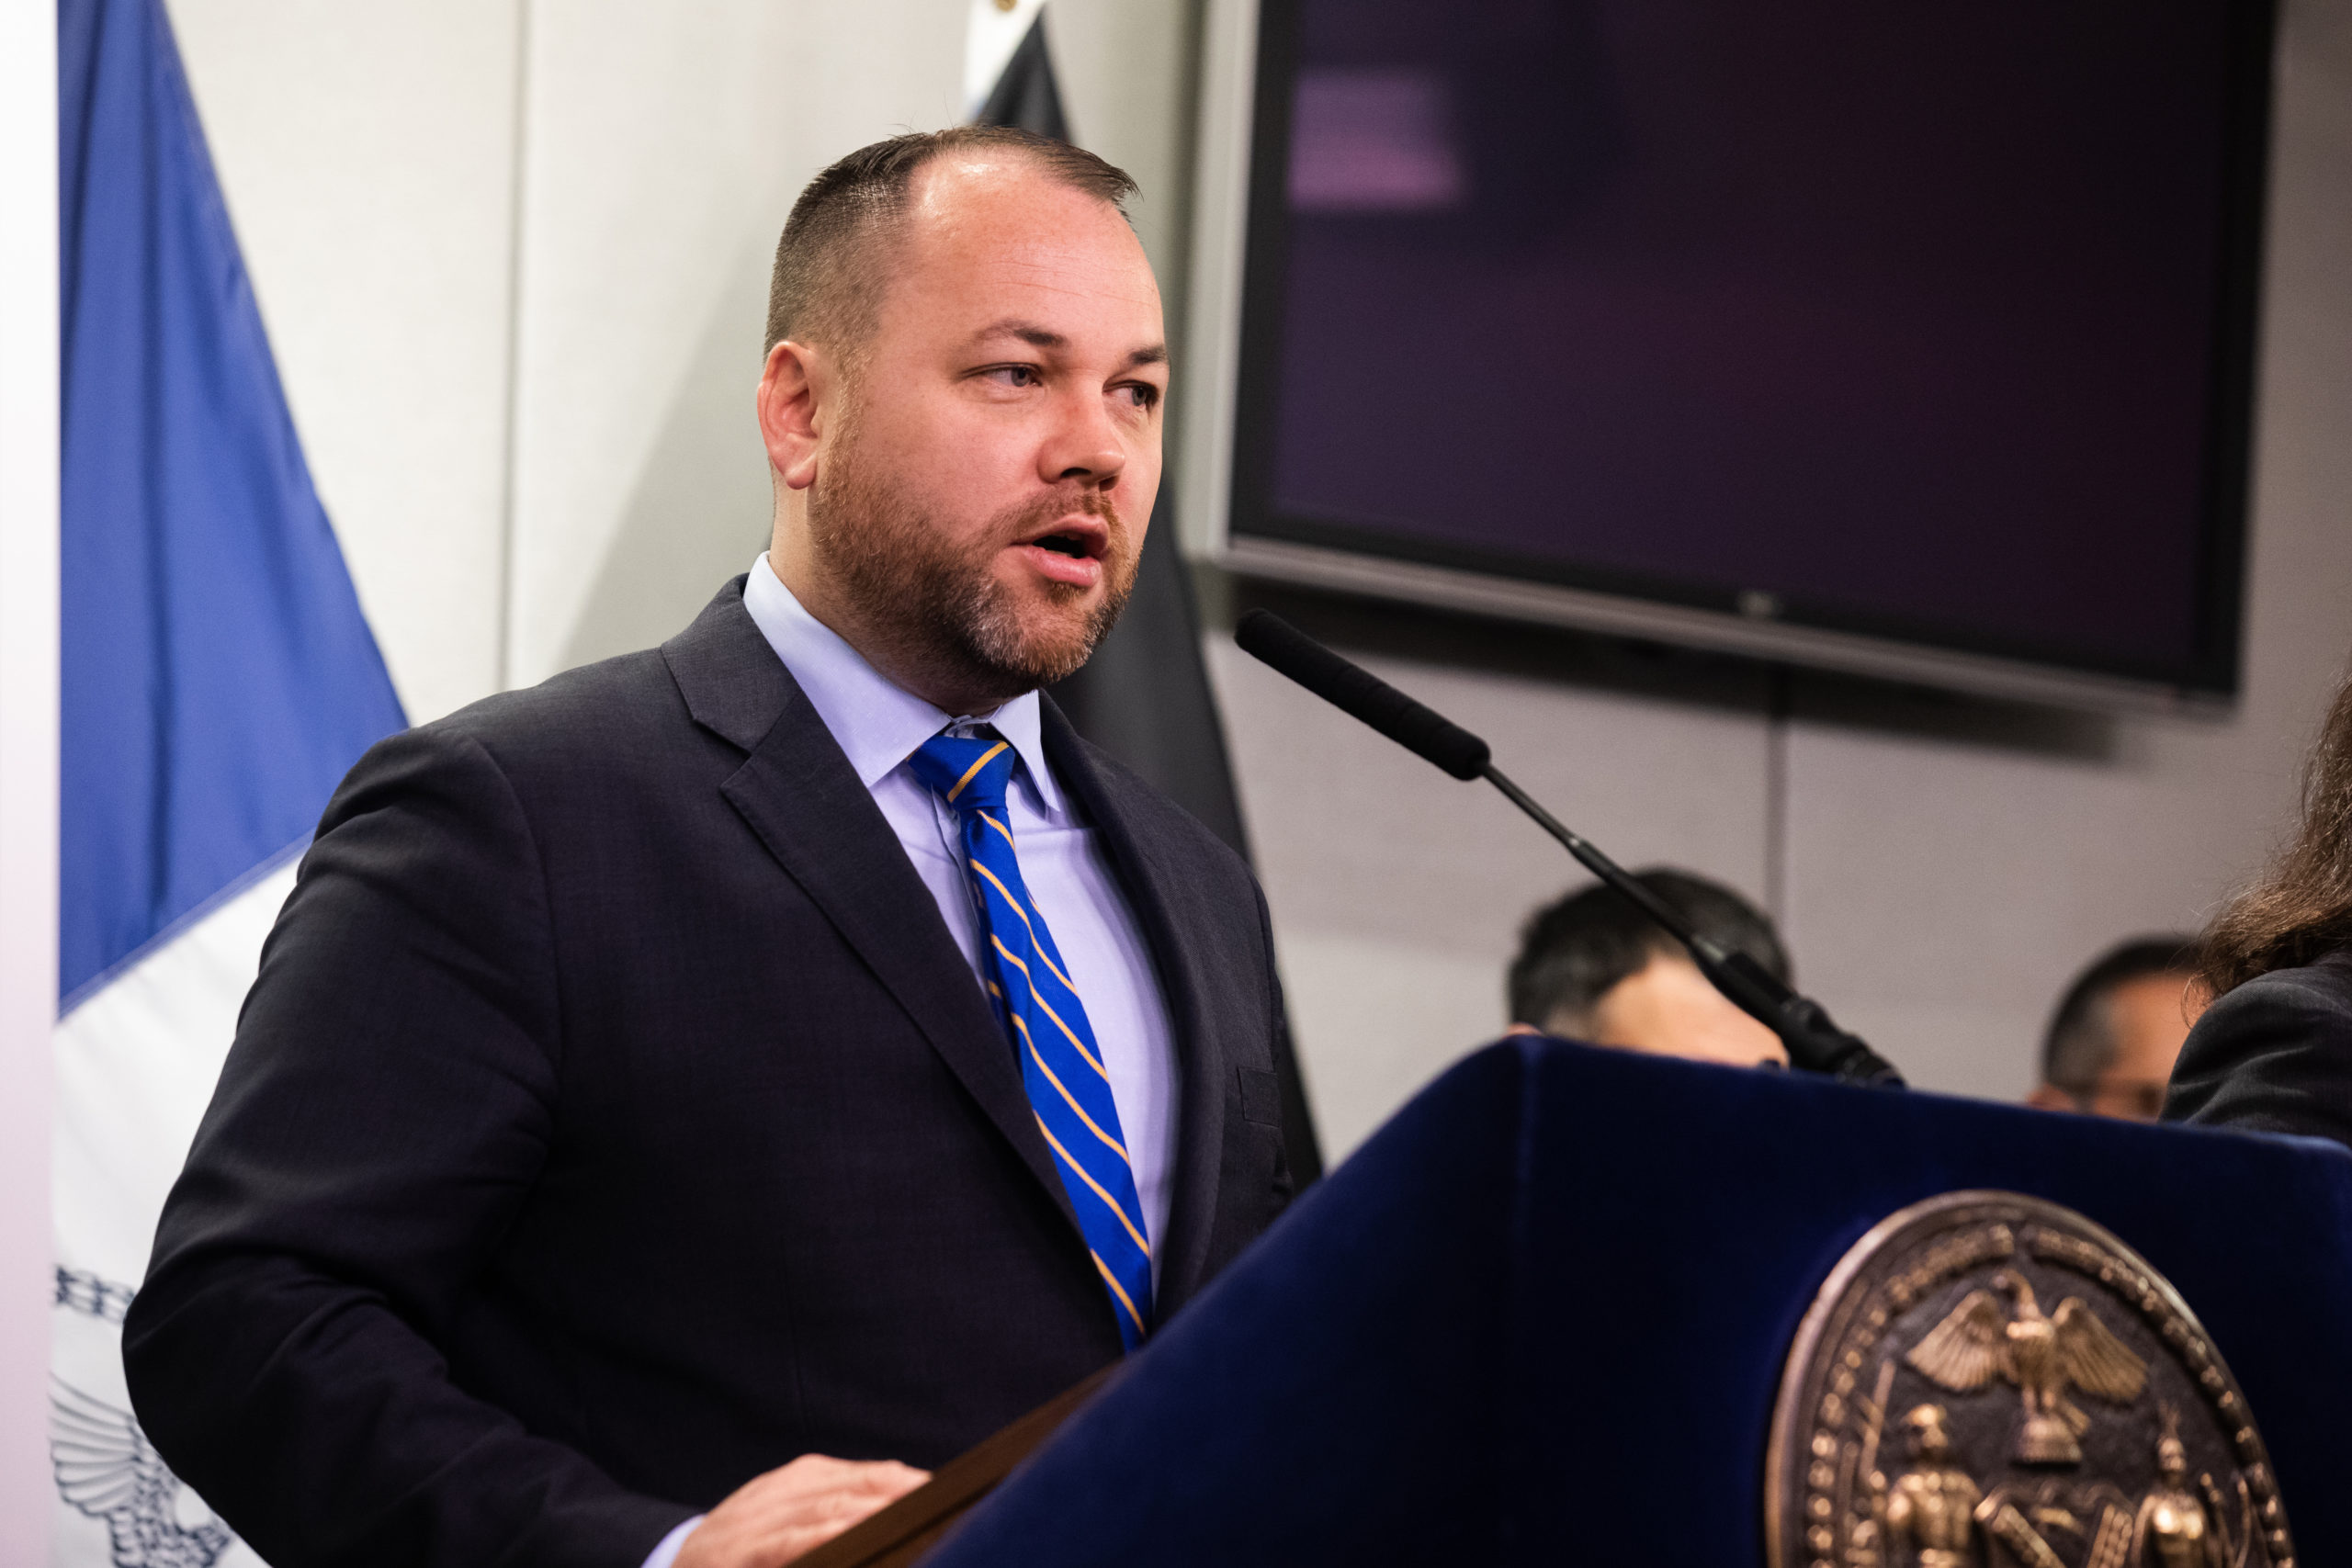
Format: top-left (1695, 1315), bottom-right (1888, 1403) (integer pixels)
top-left (560, 239), bottom-right (776, 671)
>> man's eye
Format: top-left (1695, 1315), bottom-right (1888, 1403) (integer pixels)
top-left (1116, 383), bottom-right (1161, 410)
top-left (986, 365), bottom-right (1042, 389)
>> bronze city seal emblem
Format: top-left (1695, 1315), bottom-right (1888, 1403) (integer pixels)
top-left (1766, 1190), bottom-right (2293, 1568)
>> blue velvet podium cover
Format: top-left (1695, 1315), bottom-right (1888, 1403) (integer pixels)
top-left (924, 1038), bottom-right (2352, 1565)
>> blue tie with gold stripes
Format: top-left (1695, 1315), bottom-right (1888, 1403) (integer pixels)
top-left (908, 728), bottom-right (1154, 1351)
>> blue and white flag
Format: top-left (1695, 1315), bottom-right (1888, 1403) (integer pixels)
top-left (53, 0), bottom-right (407, 1562)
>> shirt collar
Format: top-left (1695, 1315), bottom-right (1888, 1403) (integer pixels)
top-left (741, 554), bottom-right (1062, 813)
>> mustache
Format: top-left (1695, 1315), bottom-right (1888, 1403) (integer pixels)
top-left (995, 487), bottom-right (1124, 543)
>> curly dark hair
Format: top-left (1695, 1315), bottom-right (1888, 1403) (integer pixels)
top-left (2199, 670), bottom-right (2352, 997)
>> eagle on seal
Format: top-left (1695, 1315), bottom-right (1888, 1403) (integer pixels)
top-left (1905, 1269), bottom-right (2149, 1464)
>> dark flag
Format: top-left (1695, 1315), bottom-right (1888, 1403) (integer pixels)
top-left (977, 11), bottom-right (1069, 143)
top-left (975, 12), bottom-right (1323, 1180)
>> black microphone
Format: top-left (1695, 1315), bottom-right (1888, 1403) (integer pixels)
top-left (1233, 608), bottom-right (1491, 780)
top-left (1235, 609), bottom-right (1905, 1089)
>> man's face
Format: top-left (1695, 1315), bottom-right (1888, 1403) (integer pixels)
top-left (782, 156), bottom-right (1168, 711)
top-left (2077, 971), bottom-right (2197, 1120)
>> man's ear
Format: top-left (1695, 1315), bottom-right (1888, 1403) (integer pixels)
top-left (1538, 1007), bottom-right (1589, 1043)
top-left (757, 339), bottom-right (829, 491)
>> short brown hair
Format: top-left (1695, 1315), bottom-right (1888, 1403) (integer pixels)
top-left (1508, 868), bottom-right (1788, 1031)
top-left (763, 127), bottom-right (1137, 360)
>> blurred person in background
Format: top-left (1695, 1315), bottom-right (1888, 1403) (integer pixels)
top-left (2023, 937), bottom-right (2200, 1120)
top-left (2167, 669), bottom-right (2352, 1145)
top-left (1508, 868), bottom-right (1789, 1067)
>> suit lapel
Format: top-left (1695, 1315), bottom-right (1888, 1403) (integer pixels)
top-left (662, 583), bottom-right (1080, 1236)
top-left (1040, 699), bottom-right (1228, 1318)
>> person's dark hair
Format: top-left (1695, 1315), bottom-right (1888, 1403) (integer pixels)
top-left (763, 127), bottom-right (1136, 360)
top-left (2040, 936), bottom-right (2198, 1093)
top-left (2200, 671), bottom-right (2352, 997)
top-left (1508, 868), bottom-right (1787, 1031)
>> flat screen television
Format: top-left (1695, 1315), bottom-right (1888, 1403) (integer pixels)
top-left (1202, 0), bottom-right (2275, 707)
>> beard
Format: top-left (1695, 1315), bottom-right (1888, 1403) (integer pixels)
top-left (805, 422), bottom-right (1139, 710)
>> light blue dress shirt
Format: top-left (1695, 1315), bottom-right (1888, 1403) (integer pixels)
top-left (642, 557), bottom-right (1182, 1568)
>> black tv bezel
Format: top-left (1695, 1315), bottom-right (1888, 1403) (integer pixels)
top-left (1223, 0), bottom-right (2278, 700)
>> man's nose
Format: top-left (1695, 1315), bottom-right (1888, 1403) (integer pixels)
top-left (1037, 389), bottom-right (1126, 490)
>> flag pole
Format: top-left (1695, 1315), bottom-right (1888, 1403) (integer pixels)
top-left (0, 0), bottom-right (62, 1554)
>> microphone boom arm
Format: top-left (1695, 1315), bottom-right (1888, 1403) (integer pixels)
top-left (1233, 608), bottom-right (1904, 1088)
top-left (1479, 765), bottom-right (1902, 1086)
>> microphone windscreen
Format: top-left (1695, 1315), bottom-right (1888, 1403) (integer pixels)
top-left (1234, 610), bottom-right (1492, 780)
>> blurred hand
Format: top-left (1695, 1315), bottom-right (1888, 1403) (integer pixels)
top-left (673, 1453), bottom-right (931, 1568)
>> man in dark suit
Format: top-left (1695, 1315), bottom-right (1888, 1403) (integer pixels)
top-left (124, 127), bottom-right (1304, 1568)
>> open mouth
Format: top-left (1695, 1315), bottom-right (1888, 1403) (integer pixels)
top-left (1016, 515), bottom-right (1111, 563)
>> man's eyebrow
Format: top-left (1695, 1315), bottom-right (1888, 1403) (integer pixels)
top-left (974, 319), bottom-right (1068, 350)
top-left (972, 319), bottom-right (1169, 369)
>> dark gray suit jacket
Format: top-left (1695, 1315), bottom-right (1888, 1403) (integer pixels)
top-left (123, 580), bottom-right (1303, 1568)
top-left (2164, 949), bottom-right (2352, 1145)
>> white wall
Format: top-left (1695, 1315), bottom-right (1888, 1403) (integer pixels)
top-left (171, 0), bottom-right (522, 724)
top-left (509, 1), bottom-right (960, 684)
top-left (167, 0), bottom-right (2352, 1165)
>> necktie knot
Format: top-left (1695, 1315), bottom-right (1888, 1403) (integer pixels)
top-left (909, 728), bottom-right (1018, 816)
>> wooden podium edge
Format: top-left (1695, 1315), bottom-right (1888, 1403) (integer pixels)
top-left (789, 1365), bottom-right (1120, 1568)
